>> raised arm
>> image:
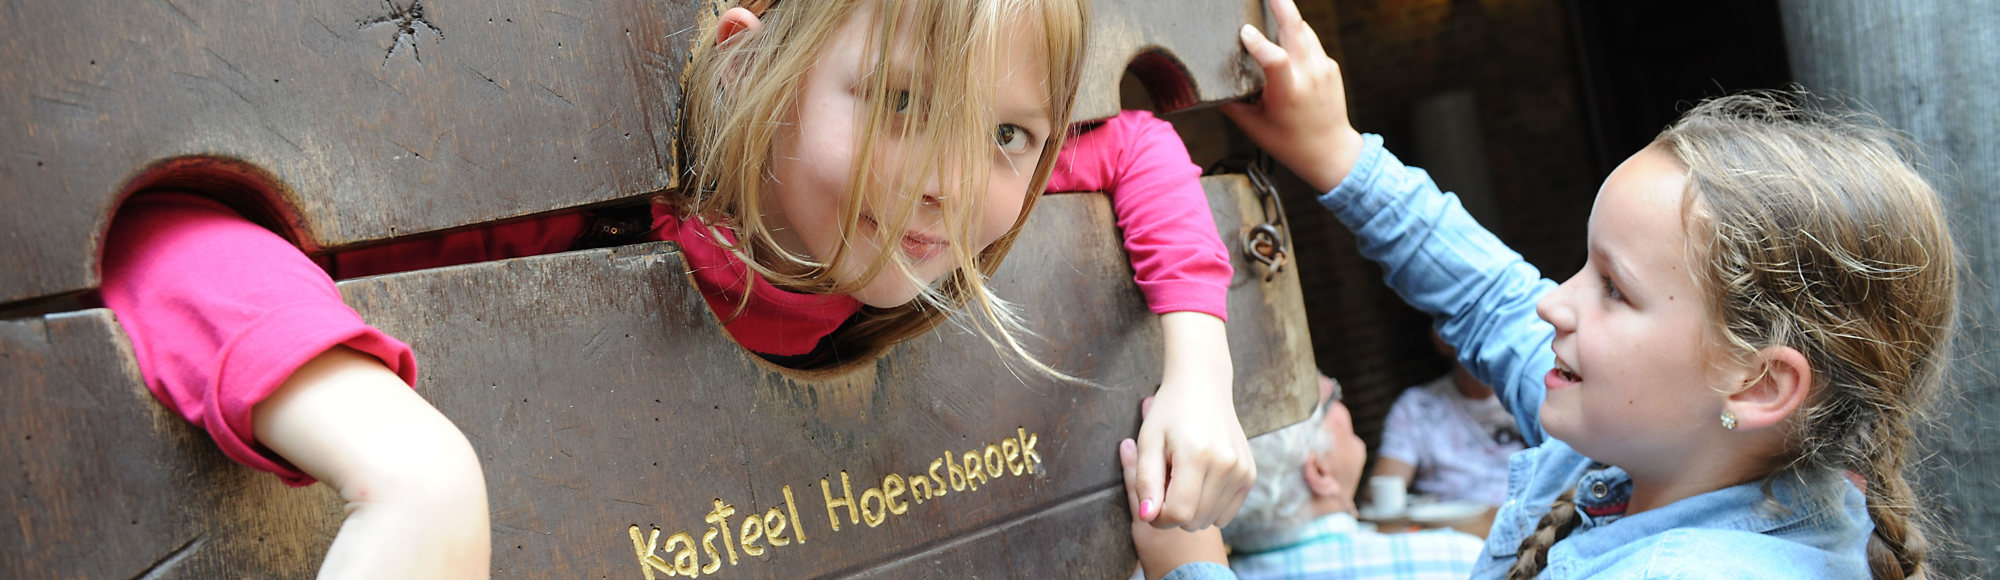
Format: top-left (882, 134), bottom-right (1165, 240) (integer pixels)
top-left (1219, 0), bottom-right (1557, 443)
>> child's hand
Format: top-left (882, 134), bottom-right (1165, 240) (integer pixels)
top-left (1220, 0), bottom-right (1367, 193)
top-left (1130, 312), bottom-right (1256, 530)
top-left (1122, 438), bottom-right (1231, 580)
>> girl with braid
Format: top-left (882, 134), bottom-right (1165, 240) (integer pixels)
top-left (1131, 0), bottom-right (1954, 577)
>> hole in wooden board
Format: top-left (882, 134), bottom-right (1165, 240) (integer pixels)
top-left (107, 156), bottom-right (307, 250)
top-left (1124, 50), bottom-right (1199, 113)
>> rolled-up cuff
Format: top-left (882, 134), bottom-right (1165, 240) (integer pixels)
top-left (206, 304), bottom-right (416, 487)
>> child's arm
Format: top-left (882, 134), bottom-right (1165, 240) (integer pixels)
top-left (256, 346), bottom-right (490, 579)
top-left (1371, 390), bottom-right (1424, 488)
top-left (100, 194), bottom-right (491, 578)
top-left (1147, 310), bottom-right (1250, 529)
top-left (1051, 111), bottom-right (1253, 530)
top-left (1220, 0), bottom-right (1557, 444)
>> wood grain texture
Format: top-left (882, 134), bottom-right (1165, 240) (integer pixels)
top-left (1779, 2), bottom-right (2000, 576)
top-left (0, 0), bottom-right (697, 305)
top-left (0, 311), bottom-right (346, 579)
top-left (1074, 0), bottom-right (1266, 122)
top-left (2, 177), bottom-right (1316, 578)
top-left (0, 0), bottom-right (1267, 308)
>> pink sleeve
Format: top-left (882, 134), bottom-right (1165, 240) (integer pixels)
top-left (99, 193), bottom-right (418, 487)
top-left (1047, 110), bottom-right (1232, 320)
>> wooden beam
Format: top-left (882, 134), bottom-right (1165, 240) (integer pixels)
top-left (2, 176), bottom-right (1316, 578)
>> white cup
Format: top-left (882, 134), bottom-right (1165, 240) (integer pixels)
top-left (1368, 475), bottom-right (1408, 515)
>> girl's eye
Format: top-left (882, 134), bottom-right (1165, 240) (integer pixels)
top-left (891, 90), bottom-right (911, 114)
top-left (995, 124), bottom-right (1032, 154)
top-left (1601, 276), bottom-right (1625, 303)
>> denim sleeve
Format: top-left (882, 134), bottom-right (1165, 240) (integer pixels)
top-left (1317, 134), bottom-right (1559, 446)
top-left (1160, 562), bottom-right (1238, 580)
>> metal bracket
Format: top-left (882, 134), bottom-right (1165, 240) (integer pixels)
top-left (1241, 164), bottom-right (1290, 282)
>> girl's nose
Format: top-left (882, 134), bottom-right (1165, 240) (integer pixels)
top-left (916, 168), bottom-right (948, 209)
top-left (1536, 275), bottom-right (1578, 333)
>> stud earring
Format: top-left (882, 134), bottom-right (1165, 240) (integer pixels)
top-left (1720, 410), bottom-right (1738, 430)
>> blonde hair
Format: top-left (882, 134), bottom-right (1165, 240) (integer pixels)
top-left (676, 0), bottom-right (1088, 367)
top-left (1506, 92), bottom-right (1958, 580)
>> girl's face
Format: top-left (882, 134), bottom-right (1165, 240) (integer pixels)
top-left (763, 4), bottom-right (1055, 308)
top-left (1534, 146), bottom-right (1735, 474)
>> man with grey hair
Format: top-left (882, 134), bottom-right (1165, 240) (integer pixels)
top-left (1123, 376), bottom-right (1483, 580)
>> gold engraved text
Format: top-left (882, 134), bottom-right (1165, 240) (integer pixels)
top-left (625, 428), bottom-right (1044, 576)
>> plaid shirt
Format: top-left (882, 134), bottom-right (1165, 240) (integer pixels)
top-left (1163, 514), bottom-right (1483, 580)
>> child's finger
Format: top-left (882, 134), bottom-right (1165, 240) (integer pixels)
top-left (1266, 0), bottom-right (1304, 37)
top-left (1213, 486), bottom-right (1251, 528)
top-left (1188, 464), bottom-right (1237, 530)
top-left (1217, 99), bottom-right (1267, 137)
top-left (1119, 438), bottom-right (1144, 518)
top-left (1264, 0), bottom-right (1321, 59)
top-left (1238, 25), bottom-right (1292, 96)
top-left (1133, 429), bottom-right (1167, 523)
top-left (1157, 457), bottom-right (1205, 529)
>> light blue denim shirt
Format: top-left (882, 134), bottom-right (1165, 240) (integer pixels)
top-left (1315, 135), bottom-right (1873, 579)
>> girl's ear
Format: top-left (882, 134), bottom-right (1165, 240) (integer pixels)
top-left (1724, 345), bottom-right (1814, 431)
top-left (716, 6), bottom-right (762, 47)
top-left (1302, 452), bottom-right (1344, 499)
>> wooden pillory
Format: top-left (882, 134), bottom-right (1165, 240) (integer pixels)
top-left (1, 1), bottom-right (1314, 578)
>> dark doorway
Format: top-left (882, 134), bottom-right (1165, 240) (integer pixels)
top-left (1568, 0), bottom-right (1793, 171)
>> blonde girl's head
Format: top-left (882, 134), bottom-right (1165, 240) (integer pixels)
top-left (1664, 92), bottom-right (1955, 580)
top-left (677, 0), bottom-right (1088, 364)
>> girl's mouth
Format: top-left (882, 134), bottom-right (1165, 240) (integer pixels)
top-left (861, 213), bottom-right (949, 261)
top-left (1555, 359), bottom-right (1582, 382)
top-left (1546, 357), bottom-right (1582, 390)
top-left (899, 231), bottom-right (948, 261)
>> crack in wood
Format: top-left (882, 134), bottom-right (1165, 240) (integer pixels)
top-left (132, 532), bottom-right (205, 580)
top-left (357, 0), bottom-right (444, 69)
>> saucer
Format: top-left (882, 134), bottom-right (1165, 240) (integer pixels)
top-left (1355, 505), bottom-right (1406, 521)
top-left (1405, 500), bottom-right (1489, 524)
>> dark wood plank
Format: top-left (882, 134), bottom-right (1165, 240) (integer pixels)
top-left (1074, 0), bottom-right (1266, 121)
top-left (1782, 3), bottom-right (2000, 576)
top-left (2, 176), bottom-right (1312, 578)
top-left (0, 0), bottom-right (698, 305)
top-left (1203, 175), bottom-right (1319, 430)
top-left (0, 0), bottom-right (1267, 309)
top-left (0, 311), bottom-right (345, 579)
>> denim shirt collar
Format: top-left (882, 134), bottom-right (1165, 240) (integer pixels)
top-left (1474, 440), bottom-right (1871, 579)
top-left (1567, 456), bottom-right (1859, 540)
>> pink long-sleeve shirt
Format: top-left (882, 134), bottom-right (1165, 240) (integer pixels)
top-left (1047, 110), bottom-right (1232, 320)
top-left (98, 110), bottom-right (1229, 484)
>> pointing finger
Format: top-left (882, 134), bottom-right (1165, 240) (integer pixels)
top-left (1262, 0), bottom-right (1327, 60)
